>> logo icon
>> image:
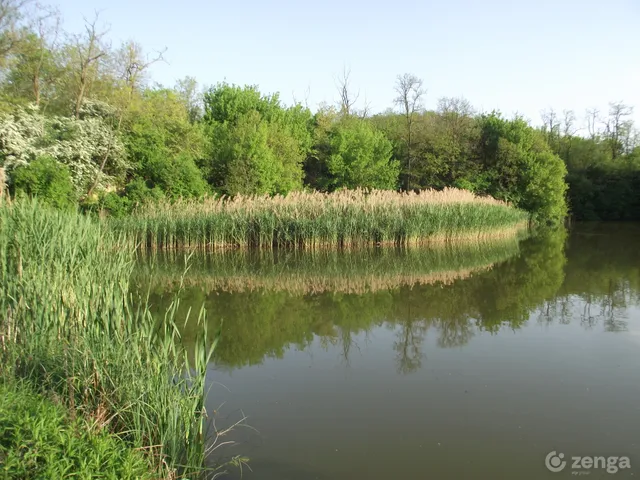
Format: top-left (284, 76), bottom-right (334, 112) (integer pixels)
top-left (545, 451), bottom-right (567, 473)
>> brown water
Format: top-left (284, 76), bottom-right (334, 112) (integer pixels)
top-left (134, 223), bottom-right (640, 479)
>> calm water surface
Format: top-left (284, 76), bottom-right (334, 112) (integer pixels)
top-left (134, 223), bottom-right (640, 479)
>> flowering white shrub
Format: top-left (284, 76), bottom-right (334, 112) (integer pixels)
top-left (0, 103), bottom-right (128, 192)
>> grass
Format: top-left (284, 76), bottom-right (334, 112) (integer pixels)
top-left (133, 237), bottom-right (523, 295)
top-left (109, 188), bottom-right (529, 251)
top-left (0, 379), bottom-right (152, 479)
top-left (0, 199), bottom-right (244, 479)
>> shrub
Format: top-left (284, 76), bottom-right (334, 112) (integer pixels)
top-left (124, 177), bottom-right (165, 208)
top-left (11, 156), bottom-right (76, 209)
top-left (98, 191), bottom-right (131, 218)
top-left (143, 153), bottom-right (209, 199)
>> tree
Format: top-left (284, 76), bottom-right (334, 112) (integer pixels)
top-left (394, 73), bottom-right (425, 190)
top-left (0, 104), bottom-right (128, 192)
top-left (325, 117), bottom-right (399, 190)
top-left (0, 0), bottom-right (30, 64)
top-left (202, 83), bottom-right (312, 195)
top-left (175, 76), bottom-right (202, 123)
top-left (335, 66), bottom-right (359, 116)
top-left (71, 13), bottom-right (108, 119)
top-left (415, 99), bottom-right (481, 191)
top-left (540, 107), bottom-right (560, 147)
top-left (209, 111), bottom-right (280, 195)
top-left (478, 113), bottom-right (568, 223)
top-left (1, 4), bottom-right (61, 107)
top-left (85, 40), bottom-right (164, 197)
top-left (586, 107), bottom-right (600, 140)
top-left (604, 102), bottom-right (633, 159)
top-left (556, 109), bottom-right (578, 163)
top-left (124, 88), bottom-right (207, 198)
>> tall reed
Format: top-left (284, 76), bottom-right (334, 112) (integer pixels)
top-left (0, 200), bottom-right (237, 478)
top-left (110, 188), bottom-right (529, 251)
top-left (0, 167), bottom-right (6, 202)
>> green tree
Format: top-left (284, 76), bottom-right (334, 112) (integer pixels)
top-left (478, 113), bottom-right (568, 224)
top-left (202, 83), bottom-right (312, 195)
top-left (126, 89), bottom-right (206, 159)
top-left (2, 19), bottom-right (62, 109)
top-left (209, 110), bottom-right (292, 195)
top-left (326, 117), bottom-right (399, 190)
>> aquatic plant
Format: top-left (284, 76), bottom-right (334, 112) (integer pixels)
top-left (110, 187), bottom-right (528, 250)
top-left (0, 199), bottom-right (243, 478)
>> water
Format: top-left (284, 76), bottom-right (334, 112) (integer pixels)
top-left (133, 223), bottom-right (640, 479)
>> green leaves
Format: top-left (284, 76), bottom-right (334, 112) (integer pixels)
top-left (326, 117), bottom-right (399, 190)
top-left (0, 381), bottom-right (152, 479)
top-left (477, 113), bottom-right (568, 224)
top-left (11, 155), bottom-right (76, 209)
top-left (202, 83), bottom-right (313, 195)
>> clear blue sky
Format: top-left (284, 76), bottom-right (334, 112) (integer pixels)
top-left (53, 0), bottom-right (640, 129)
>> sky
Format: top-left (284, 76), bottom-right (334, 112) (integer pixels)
top-left (51, 0), bottom-right (640, 129)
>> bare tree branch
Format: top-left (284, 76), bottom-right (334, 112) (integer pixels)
top-left (394, 73), bottom-right (425, 190)
top-left (73, 11), bottom-right (109, 119)
top-left (0, 0), bottom-right (32, 60)
top-left (335, 65), bottom-right (359, 116)
top-left (586, 107), bottom-right (600, 140)
top-left (359, 93), bottom-right (371, 119)
top-left (604, 101), bottom-right (633, 159)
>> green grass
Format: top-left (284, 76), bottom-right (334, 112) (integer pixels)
top-left (0, 380), bottom-right (152, 479)
top-left (109, 188), bottom-right (529, 251)
top-left (0, 199), bottom-right (241, 479)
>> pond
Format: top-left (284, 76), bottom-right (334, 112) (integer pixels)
top-left (132, 223), bottom-right (640, 479)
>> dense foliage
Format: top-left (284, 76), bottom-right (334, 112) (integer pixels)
top-left (0, 380), bottom-right (152, 479)
top-left (540, 106), bottom-right (640, 220)
top-left (11, 155), bottom-right (76, 209)
top-left (0, 0), bottom-right (637, 223)
top-left (201, 84), bottom-right (313, 195)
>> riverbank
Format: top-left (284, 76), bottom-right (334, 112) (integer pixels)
top-left (109, 188), bottom-right (528, 251)
top-left (0, 199), bottom-right (235, 479)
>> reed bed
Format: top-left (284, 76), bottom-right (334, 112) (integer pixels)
top-left (111, 188), bottom-right (529, 251)
top-left (133, 238), bottom-right (521, 295)
top-left (0, 200), bottom-right (240, 479)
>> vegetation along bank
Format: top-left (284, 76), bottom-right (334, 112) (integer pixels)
top-left (0, 199), bottom-right (244, 478)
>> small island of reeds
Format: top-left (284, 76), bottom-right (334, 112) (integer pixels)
top-left (111, 188), bottom-right (529, 251)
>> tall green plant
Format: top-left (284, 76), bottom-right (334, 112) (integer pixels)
top-left (0, 199), bottom-right (241, 478)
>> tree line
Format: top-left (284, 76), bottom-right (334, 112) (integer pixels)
top-left (0, 0), bottom-right (638, 223)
